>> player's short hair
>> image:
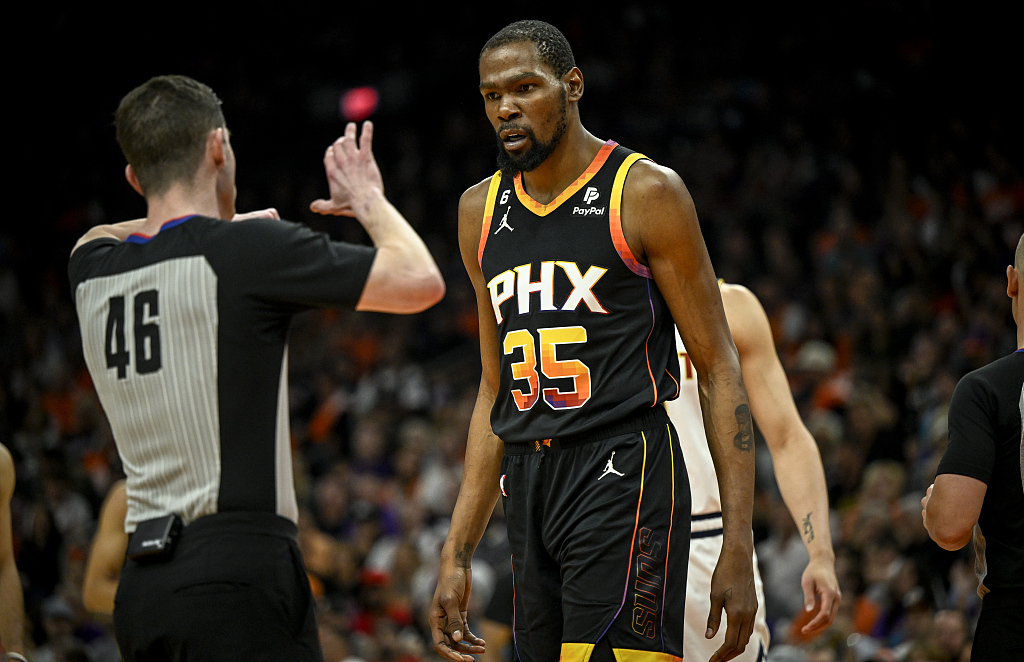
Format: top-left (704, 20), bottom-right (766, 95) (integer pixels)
top-left (480, 20), bottom-right (576, 78)
top-left (1016, 232), bottom-right (1023, 272)
top-left (115, 75), bottom-right (226, 197)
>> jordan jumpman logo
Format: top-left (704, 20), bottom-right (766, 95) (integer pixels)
top-left (599, 451), bottom-right (625, 480)
top-left (494, 207), bottom-right (514, 234)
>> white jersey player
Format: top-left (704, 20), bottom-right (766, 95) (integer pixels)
top-left (666, 282), bottom-right (841, 661)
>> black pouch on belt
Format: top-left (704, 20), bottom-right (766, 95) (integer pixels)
top-left (126, 514), bottom-right (183, 562)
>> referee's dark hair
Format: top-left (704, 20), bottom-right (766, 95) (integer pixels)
top-left (115, 75), bottom-right (226, 197)
top-left (480, 20), bottom-right (576, 78)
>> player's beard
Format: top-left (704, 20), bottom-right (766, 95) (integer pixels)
top-left (495, 91), bottom-right (567, 177)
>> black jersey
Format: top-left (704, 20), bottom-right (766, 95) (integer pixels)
top-left (937, 349), bottom-right (1024, 592)
top-left (69, 215), bottom-right (376, 532)
top-left (478, 141), bottom-right (680, 443)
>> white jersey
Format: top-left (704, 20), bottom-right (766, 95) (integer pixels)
top-left (668, 327), bottom-right (770, 662)
top-left (666, 330), bottom-right (724, 523)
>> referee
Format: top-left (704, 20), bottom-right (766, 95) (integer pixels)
top-left (922, 233), bottom-right (1024, 660)
top-left (69, 75), bottom-right (444, 661)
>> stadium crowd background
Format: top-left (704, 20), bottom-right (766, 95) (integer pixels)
top-left (4, 4), bottom-right (1021, 661)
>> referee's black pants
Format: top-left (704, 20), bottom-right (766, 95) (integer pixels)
top-left (114, 512), bottom-right (323, 662)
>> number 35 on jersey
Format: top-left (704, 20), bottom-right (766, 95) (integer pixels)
top-left (489, 261), bottom-right (607, 413)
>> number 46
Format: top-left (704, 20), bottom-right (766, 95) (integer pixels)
top-left (105, 290), bottom-right (162, 379)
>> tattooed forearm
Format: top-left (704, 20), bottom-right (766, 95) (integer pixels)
top-left (453, 542), bottom-right (474, 568)
top-left (733, 404), bottom-right (753, 451)
top-left (802, 512), bottom-right (815, 542)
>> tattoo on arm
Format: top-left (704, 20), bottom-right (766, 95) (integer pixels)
top-left (802, 512), bottom-right (815, 542)
top-left (453, 543), bottom-right (473, 568)
top-left (733, 404), bottom-right (753, 451)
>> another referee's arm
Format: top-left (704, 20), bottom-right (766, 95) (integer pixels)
top-left (922, 474), bottom-right (986, 550)
top-left (310, 121), bottom-right (444, 313)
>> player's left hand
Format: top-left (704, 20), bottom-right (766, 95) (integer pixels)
top-left (231, 208), bottom-right (280, 222)
top-left (798, 556), bottom-right (841, 636)
top-left (707, 542), bottom-right (757, 662)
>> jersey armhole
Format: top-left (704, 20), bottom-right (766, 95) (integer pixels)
top-left (477, 172), bottom-right (505, 269)
top-left (609, 153), bottom-right (653, 278)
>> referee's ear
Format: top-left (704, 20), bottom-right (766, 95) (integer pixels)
top-left (125, 165), bottom-right (144, 197)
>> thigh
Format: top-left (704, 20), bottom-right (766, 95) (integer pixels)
top-left (503, 452), bottom-right (564, 662)
top-left (555, 424), bottom-right (690, 660)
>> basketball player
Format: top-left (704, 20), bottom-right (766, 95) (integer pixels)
top-left (669, 283), bottom-right (841, 661)
top-left (70, 75), bottom-right (444, 661)
top-left (431, 20), bottom-right (757, 662)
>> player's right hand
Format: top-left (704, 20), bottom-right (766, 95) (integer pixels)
top-left (430, 564), bottom-right (486, 661)
top-left (706, 542), bottom-right (757, 662)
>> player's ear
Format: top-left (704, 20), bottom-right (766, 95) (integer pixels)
top-left (1008, 264), bottom-right (1019, 298)
top-left (125, 165), bottom-right (144, 197)
top-left (564, 67), bottom-right (584, 103)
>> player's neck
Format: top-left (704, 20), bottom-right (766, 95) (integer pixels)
top-left (520, 126), bottom-right (604, 205)
top-left (141, 182), bottom-right (222, 234)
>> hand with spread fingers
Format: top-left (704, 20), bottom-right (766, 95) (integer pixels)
top-left (310, 120), bottom-right (385, 218)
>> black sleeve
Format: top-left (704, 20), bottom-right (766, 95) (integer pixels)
top-left (209, 218), bottom-right (378, 311)
top-left (68, 238), bottom-right (120, 292)
top-left (937, 372), bottom-right (997, 484)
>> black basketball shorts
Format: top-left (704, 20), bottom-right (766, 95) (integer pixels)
top-left (500, 406), bottom-right (690, 662)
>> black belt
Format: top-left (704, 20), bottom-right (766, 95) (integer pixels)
top-left (504, 406), bottom-right (669, 455)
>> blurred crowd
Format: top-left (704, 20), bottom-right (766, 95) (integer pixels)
top-left (4, 5), bottom-right (1021, 662)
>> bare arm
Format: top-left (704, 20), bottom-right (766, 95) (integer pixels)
top-left (429, 182), bottom-right (503, 662)
top-left (922, 474), bottom-right (986, 550)
top-left (310, 121), bottom-right (445, 314)
top-left (70, 219), bottom-right (149, 255)
top-left (83, 480), bottom-right (129, 615)
top-left (0, 444), bottom-right (25, 656)
top-left (623, 163), bottom-right (756, 662)
top-left (70, 208), bottom-right (281, 257)
top-left (721, 284), bottom-right (840, 636)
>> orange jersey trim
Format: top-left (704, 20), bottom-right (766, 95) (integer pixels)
top-left (513, 141), bottom-right (617, 217)
top-left (478, 172), bottom-right (506, 268)
top-left (609, 152), bottom-right (652, 278)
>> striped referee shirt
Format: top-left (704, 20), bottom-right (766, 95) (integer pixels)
top-left (70, 215), bottom-right (376, 533)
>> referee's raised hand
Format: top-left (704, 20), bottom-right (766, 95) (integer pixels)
top-left (310, 120), bottom-right (384, 219)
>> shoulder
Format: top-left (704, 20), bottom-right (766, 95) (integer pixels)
top-left (68, 237), bottom-right (120, 288)
top-left (459, 177), bottom-right (496, 220)
top-left (458, 176), bottom-right (498, 254)
top-left (954, 354), bottom-right (1021, 398)
top-left (720, 282), bottom-right (758, 313)
top-left (618, 159), bottom-right (698, 261)
top-left (620, 158), bottom-right (692, 207)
